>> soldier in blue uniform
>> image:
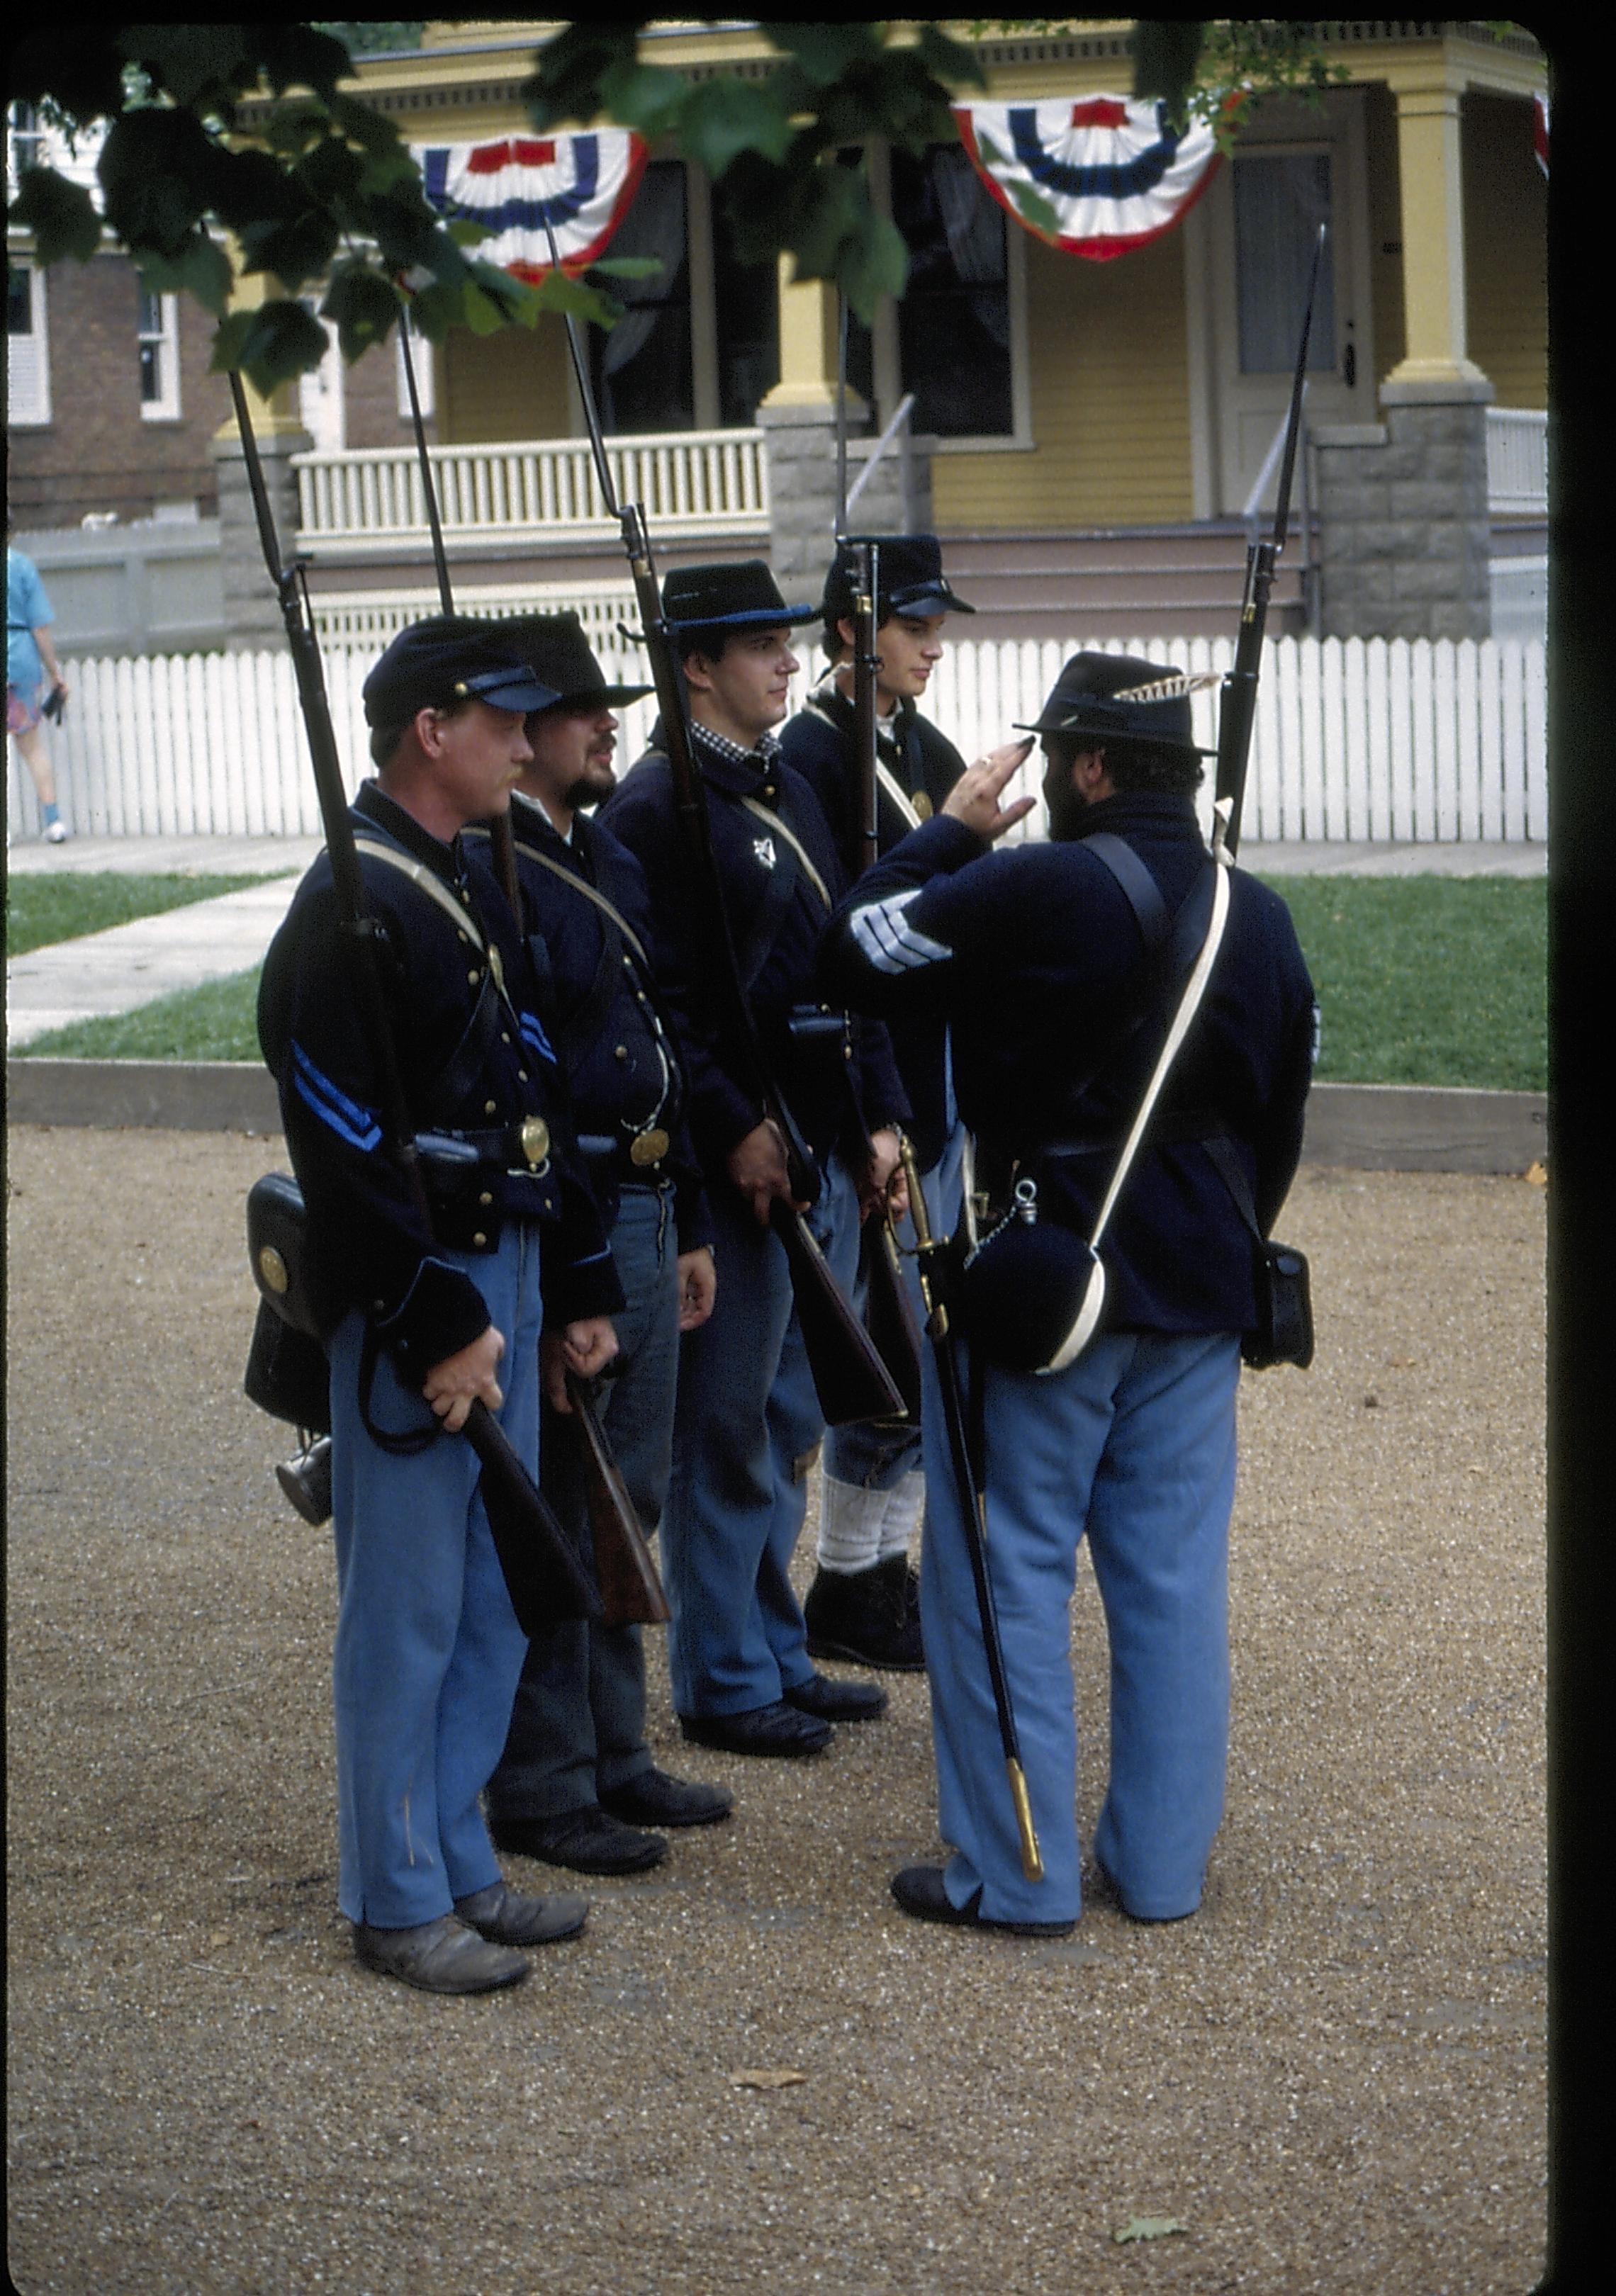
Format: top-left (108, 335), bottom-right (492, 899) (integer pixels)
top-left (780, 534), bottom-right (975, 1672)
top-left (821, 652), bottom-right (1317, 1933)
top-left (258, 617), bottom-right (624, 1994)
top-left (464, 614), bottom-right (734, 1873)
top-left (602, 561), bottom-right (909, 1757)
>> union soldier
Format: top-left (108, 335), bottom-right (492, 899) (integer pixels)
top-left (464, 614), bottom-right (733, 1871)
top-left (821, 652), bottom-right (1317, 1932)
top-left (780, 533), bottom-right (976, 1672)
top-left (257, 617), bottom-right (623, 1993)
top-left (601, 561), bottom-right (909, 1757)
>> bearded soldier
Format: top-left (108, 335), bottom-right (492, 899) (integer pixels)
top-left (821, 653), bottom-right (1316, 1934)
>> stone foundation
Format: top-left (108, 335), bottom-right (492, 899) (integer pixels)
top-left (757, 399), bottom-right (933, 606)
top-left (1313, 382), bottom-right (1493, 641)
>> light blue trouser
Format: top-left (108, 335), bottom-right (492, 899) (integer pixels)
top-left (326, 1223), bottom-right (541, 1929)
top-left (486, 1184), bottom-right (680, 1818)
top-left (822, 1122), bottom-right (967, 1495)
top-left (920, 1327), bottom-right (1241, 1926)
top-left (662, 1155), bottom-right (860, 1716)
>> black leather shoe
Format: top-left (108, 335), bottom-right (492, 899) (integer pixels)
top-left (353, 1913), bottom-right (529, 1994)
top-left (490, 1806), bottom-right (667, 1875)
top-left (453, 1880), bottom-right (589, 1947)
top-left (890, 1863), bottom-right (1076, 1937)
top-left (804, 1556), bottom-right (925, 1672)
top-left (600, 1768), bottom-right (734, 1829)
top-left (784, 1668), bottom-right (888, 1723)
top-left (680, 1700), bottom-right (834, 1757)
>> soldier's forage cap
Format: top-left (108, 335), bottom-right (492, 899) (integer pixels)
top-left (498, 612), bottom-right (652, 711)
top-left (361, 615), bottom-right (561, 728)
top-left (822, 534), bottom-right (975, 627)
top-left (1014, 651), bottom-right (1217, 760)
top-left (661, 561), bottom-right (816, 632)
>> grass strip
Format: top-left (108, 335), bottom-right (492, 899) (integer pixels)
top-left (4, 872), bottom-right (285, 959)
top-left (12, 879), bottom-right (1547, 1093)
top-left (1259, 875), bottom-right (1545, 1093)
top-left (15, 969), bottom-right (264, 1063)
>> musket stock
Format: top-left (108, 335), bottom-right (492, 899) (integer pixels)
top-left (566, 1371), bottom-right (671, 1628)
top-left (230, 372), bottom-right (600, 1633)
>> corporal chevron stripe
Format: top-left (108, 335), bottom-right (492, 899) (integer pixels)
top-left (291, 1041), bottom-right (383, 1152)
top-left (850, 889), bottom-right (953, 975)
top-left (519, 1010), bottom-right (559, 1066)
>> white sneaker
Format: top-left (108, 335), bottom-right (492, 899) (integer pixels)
top-left (43, 819), bottom-right (69, 843)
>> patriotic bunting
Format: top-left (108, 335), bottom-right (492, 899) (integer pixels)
top-left (416, 130), bottom-right (649, 281)
top-left (953, 96), bottom-right (1223, 261)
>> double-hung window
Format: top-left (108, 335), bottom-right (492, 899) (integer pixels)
top-left (138, 286), bottom-right (181, 420)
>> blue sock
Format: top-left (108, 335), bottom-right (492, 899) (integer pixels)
top-left (42, 803), bottom-right (61, 827)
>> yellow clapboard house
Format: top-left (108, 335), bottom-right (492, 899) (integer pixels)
top-left (280, 19), bottom-right (1547, 643)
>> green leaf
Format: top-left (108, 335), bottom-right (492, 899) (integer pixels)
top-left (235, 208), bottom-right (341, 297)
top-left (461, 278), bottom-right (517, 337)
top-left (1113, 2217), bottom-right (1189, 2246)
top-left (115, 23), bottom-right (254, 114)
top-left (1005, 179), bottom-right (1060, 239)
top-left (7, 32), bottom-right (130, 125)
top-left (97, 109), bottom-right (214, 257)
top-left (210, 298), bottom-right (331, 391)
top-left (8, 166), bottom-right (101, 265)
top-left (1131, 21), bottom-right (1207, 127)
top-left (532, 269), bottom-right (624, 330)
top-left (763, 26), bottom-right (883, 86)
top-left (597, 60), bottom-right (690, 141)
top-left (588, 254), bottom-right (666, 281)
top-left (525, 22), bottom-right (646, 131)
top-left (136, 231), bottom-right (233, 317)
top-left (321, 261), bottom-right (403, 362)
top-left (675, 75), bottom-right (795, 176)
top-left (916, 23), bottom-right (987, 92)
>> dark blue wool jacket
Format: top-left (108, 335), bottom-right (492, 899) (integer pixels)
top-left (465, 793), bottom-right (712, 1253)
top-left (781, 687), bottom-right (967, 1169)
top-left (600, 728), bottom-right (909, 1178)
top-left (819, 790), bottom-right (1318, 1334)
top-left (258, 782), bottom-right (622, 1375)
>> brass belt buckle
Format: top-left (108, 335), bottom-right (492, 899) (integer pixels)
top-left (629, 1127), bottom-right (670, 1169)
top-left (518, 1115), bottom-right (551, 1168)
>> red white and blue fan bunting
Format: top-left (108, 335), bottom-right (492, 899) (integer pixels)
top-left (954, 96), bottom-right (1222, 261)
top-left (416, 130), bottom-right (648, 281)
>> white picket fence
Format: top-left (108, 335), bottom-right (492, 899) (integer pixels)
top-left (7, 632), bottom-right (1547, 847)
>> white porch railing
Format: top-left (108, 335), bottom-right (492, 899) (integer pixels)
top-left (293, 429), bottom-right (769, 553)
top-left (9, 634), bottom-right (1547, 849)
top-left (1486, 408), bottom-right (1547, 514)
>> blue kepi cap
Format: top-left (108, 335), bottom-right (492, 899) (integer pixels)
top-left (362, 614), bottom-right (562, 726)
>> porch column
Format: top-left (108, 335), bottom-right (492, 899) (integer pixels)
top-left (1383, 72), bottom-right (1490, 393)
top-left (755, 262), bottom-right (853, 595)
top-left (211, 266), bottom-right (313, 650)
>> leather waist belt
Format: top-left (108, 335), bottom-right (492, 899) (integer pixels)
top-left (578, 1128), bottom-right (674, 1186)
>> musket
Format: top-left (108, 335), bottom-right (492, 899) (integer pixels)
top-left (395, 304), bottom-right (666, 1623)
top-left (543, 221), bottom-right (903, 1426)
top-left (229, 369), bottom-right (600, 1632)
top-left (1213, 223), bottom-right (1326, 862)
top-left (566, 1370), bottom-right (671, 1627)
top-left (899, 1132), bottom-right (1043, 1881)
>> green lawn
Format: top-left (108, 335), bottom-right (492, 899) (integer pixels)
top-left (1258, 875), bottom-right (1546, 1093)
top-left (12, 877), bottom-right (1547, 1093)
top-left (4, 872), bottom-right (281, 959)
top-left (16, 969), bottom-right (264, 1062)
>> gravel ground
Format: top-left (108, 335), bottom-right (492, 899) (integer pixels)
top-left (6, 1129), bottom-right (1546, 2295)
